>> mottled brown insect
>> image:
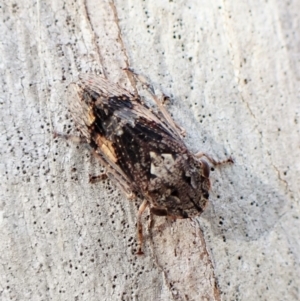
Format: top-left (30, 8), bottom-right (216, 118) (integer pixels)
top-left (68, 73), bottom-right (233, 254)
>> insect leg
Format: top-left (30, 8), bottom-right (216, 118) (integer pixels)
top-left (53, 132), bottom-right (87, 144)
top-left (150, 206), bottom-right (168, 216)
top-left (136, 200), bottom-right (149, 255)
top-left (89, 173), bottom-right (108, 183)
top-left (195, 152), bottom-right (234, 166)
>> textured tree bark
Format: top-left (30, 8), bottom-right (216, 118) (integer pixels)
top-left (1, 1), bottom-right (299, 300)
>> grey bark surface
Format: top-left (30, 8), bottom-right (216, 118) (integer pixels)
top-left (1, 1), bottom-right (299, 301)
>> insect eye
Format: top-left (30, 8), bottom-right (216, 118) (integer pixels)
top-left (200, 159), bottom-right (210, 178)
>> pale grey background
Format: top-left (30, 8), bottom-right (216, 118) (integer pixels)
top-left (0, 0), bottom-right (299, 300)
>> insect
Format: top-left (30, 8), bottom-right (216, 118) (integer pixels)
top-left (67, 73), bottom-right (233, 254)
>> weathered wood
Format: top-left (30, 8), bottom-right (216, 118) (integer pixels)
top-left (1, 1), bottom-right (299, 300)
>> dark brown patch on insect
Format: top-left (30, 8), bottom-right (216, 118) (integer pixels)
top-left (67, 73), bottom-right (233, 254)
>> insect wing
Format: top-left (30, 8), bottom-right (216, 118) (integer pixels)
top-left (69, 74), bottom-right (187, 196)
